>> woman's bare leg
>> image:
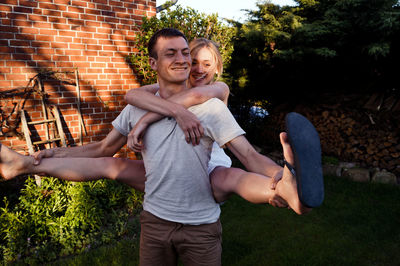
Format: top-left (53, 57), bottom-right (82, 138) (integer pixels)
top-left (210, 133), bottom-right (310, 215)
top-left (210, 166), bottom-right (278, 204)
top-left (0, 143), bottom-right (146, 191)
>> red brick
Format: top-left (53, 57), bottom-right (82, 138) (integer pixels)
top-left (98, 51), bottom-right (114, 57)
top-left (0, 67), bottom-right (11, 73)
top-left (38, 2), bottom-right (58, 10)
top-left (20, 0), bottom-right (39, 7)
top-left (81, 26), bottom-right (97, 33)
top-left (53, 0), bottom-right (69, 4)
top-left (55, 36), bottom-right (73, 42)
top-left (33, 21), bottom-right (52, 28)
top-left (0, 5), bottom-right (12, 12)
top-left (49, 17), bottom-right (67, 23)
top-left (52, 55), bottom-right (69, 61)
top-left (113, 7), bottom-right (127, 13)
top-left (69, 55), bottom-right (86, 61)
top-left (104, 17), bottom-right (119, 23)
top-left (12, 53), bottom-right (32, 60)
top-left (67, 18), bottom-right (81, 25)
top-left (10, 40), bottom-right (31, 46)
top-left (31, 41), bottom-right (50, 48)
top-left (42, 9), bottom-right (61, 16)
top-left (13, 6), bottom-right (33, 13)
top-left (59, 30), bottom-right (76, 37)
top-left (123, 2), bottom-right (137, 9)
top-left (71, 0), bottom-right (88, 7)
top-left (85, 8), bottom-right (101, 15)
top-left (85, 50), bottom-right (98, 56)
top-left (52, 22), bottom-right (70, 29)
top-left (86, 44), bottom-right (101, 50)
top-left (51, 42), bottom-right (68, 48)
top-left (36, 35), bottom-right (54, 42)
top-left (72, 37), bottom-right (82, 43)
top-left (65, 49), bottom-right (82, 56)
top-left (80, 13), bottom-right (96, 21)
top-left (56, 61), bottom-right (73, 68)
top-left (19, 27), bottom-right (39, 34)
top-left (0, 25), bottom-right (18, 33)
top-left (68, 6), bottom-right (84, 13)
top-left (85, 21), bottom-right (100, 27)
top-left (39, 29), bottom-right (57, 35)
top-left (76, 32), bottom-right (93, 38)
top-left (28, 14), bottom-right (47, 21)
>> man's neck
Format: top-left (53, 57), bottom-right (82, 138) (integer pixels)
top-left (158, 80), bottom-right (189, 99)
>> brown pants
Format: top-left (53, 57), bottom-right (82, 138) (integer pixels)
top-left (139, 210), bottom-right (222, 266)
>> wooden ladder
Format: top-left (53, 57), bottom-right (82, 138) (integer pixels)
top-left (20, 80), bottom-right (67, 186)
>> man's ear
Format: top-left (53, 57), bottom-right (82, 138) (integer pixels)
top-left (149, 57), bottom-right (157, 71)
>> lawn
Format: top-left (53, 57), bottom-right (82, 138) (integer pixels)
top-left (49, 175), bottom-right (400, 265)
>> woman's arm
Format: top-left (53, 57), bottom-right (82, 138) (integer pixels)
top-left (125, 81), bottom-right (230, 113)
top-left (125, 82), bottom-right (230, 145)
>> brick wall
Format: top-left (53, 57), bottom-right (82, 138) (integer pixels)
top-left (0, 0), bottom-right (156, 157)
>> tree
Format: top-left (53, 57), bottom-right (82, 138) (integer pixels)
top-left (129, 5), bottom-right (235, 85)
top-left (227, 0), bottom-right (400, 107)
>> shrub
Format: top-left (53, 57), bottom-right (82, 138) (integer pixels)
top-left (0, 176), bottom-right (142, 264)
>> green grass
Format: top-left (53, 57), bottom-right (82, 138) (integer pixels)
top-left (47, 176), bottom-right (400, 265)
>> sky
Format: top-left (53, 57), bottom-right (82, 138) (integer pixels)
top-left (156, 0), bottom-right (297, 22)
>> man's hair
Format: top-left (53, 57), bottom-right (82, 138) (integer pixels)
top-left (147, 28), bottom-right (188, 59)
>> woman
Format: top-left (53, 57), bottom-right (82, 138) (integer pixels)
top-left (0, 38), bottom-right (307, 214)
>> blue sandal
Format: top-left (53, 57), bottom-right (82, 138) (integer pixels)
top-left (285, 112), bottom-right (324, 208)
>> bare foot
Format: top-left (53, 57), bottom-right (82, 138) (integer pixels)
top-left (0, 143), bottom-right (32, 180)
top-left (275, 133), bottom-right (311, 215)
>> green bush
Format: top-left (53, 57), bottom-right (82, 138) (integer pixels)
top-left (129, 4), bottom-right (235, 85)
top-left (0, 176), bottom-right (142, 264)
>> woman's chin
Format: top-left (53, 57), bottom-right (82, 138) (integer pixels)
top-left (190, 78), bottom-right (210, 87)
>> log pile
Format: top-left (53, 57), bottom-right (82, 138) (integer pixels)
top-left (262, 100), bottom-right (400, 178)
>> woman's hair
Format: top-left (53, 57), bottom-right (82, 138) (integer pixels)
top-left (189, 38), bottom-right (223, 80)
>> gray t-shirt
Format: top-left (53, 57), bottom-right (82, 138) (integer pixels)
top-left (112, 98), bottom-right (245, 224)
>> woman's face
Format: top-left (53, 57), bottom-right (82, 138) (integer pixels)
top-left (189, 47), bottom-right (217, 87)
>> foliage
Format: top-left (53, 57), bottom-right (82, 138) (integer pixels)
top-left (0, 177), bottom-right (142, 264)
top-left (129, 4), bottom-right (235, 85)
top-left (227, 0), bottom-right (400, 108)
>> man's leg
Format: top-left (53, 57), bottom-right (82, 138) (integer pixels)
top-left (0, 143), bottom-right (146, 191)
top-left (139, 210), bottom-right (178, 266)
top-left (177, 220), bottom-right (222, 266)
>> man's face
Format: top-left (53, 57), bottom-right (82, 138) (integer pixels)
top-left (150, 37), bottom-right (191, 85)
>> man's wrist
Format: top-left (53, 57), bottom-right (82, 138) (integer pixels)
top-left (170, 104), bottom-right (186, 119)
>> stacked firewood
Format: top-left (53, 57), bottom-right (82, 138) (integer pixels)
top-left (264, 105), bottom-right (400, 177)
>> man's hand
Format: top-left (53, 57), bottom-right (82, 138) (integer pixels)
top-left (32, 149), bottom-right (55, 165)
top-left (127, 120), bottom-right (148, 153)
top-left (174, 106), bottom-right (204, 146)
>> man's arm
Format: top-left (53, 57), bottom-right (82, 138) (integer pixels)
top-left (33, 128), bottom-right (127, 164)
top-left (225, 135), bottom-right (283, 181)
